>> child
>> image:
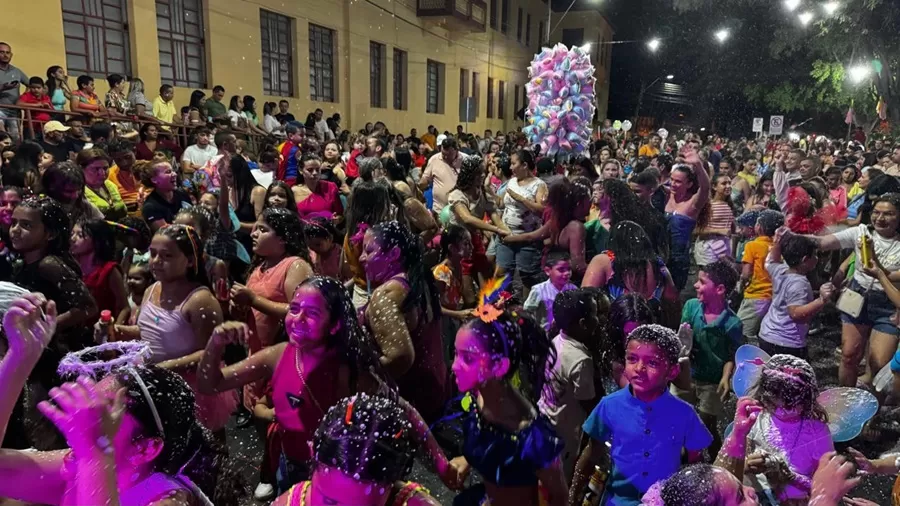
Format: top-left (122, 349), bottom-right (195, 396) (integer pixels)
top-left (738, 210), bottom-right (784, 343)
top-left (746, 355), bottom-right (833, 504)
top-left (524, 250), bottom-right (577, 331)
top-left (304, 215), bottom-right (346, 279)
top-left (71, 219), bottom-right (128, 319)
top-left (119, 215), bottom-right (152, 275)
top-left (449, 299), bottom-right (568, 505)
top-left (70, 75), bottom-right (105, 117)
top-left (758, 229), bottom-right (835, 359)
top-left (263, 180), bottom-right (298, 215)
top-left (433, 224), bottom-right (473, 320)
top-left (538, 288), bottom-right (600, 480)
top-left (680, 259), bottom-right (742, 459)
top-left (16, 77), bottom-right (53, 137)
top-left (570, 324), bottom-right (713, 506)
top-left (120, 259), bottom-right (152, 325)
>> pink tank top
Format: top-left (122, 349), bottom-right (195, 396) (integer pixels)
top-left (137, 282), bottom-right (207, 363)
top-left (271, 343), bottom-right (344, 461)
top-left (246, 256), bottom-right (300, 351)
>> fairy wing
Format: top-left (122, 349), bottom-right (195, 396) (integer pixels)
top-left (731, 344), bottom-right (772, 397)
top-left (817, 387), bottom-right (879, 442)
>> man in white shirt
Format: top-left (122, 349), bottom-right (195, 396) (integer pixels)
top-left (181, 127), bottom-right (218, 175)
top-left (314, 108), bottom-right (334, 142)
top-left (418, 137), bottom-right (463, 213)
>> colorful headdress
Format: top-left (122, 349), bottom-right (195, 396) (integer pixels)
top-left (471, 276), bottom-right (512, 323)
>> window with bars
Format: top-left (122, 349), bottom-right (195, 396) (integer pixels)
top-left (514, 84), bottom-right (520, 117)
top-left (156, 0), bottom-right (206, 88)
top-left (489, 0), bottom-right (497, 30)
top-left (309, 24), bottom-right (335, 102)
top-left (487, 77), bottom-right (494, 118)
top-left (426, 59), bottom-right (443, 114)
top-left (525, 14), bottom-right (531, 47)
top-left (538, 20), bottom-right (544, 47)
top-left (260, 10), bottom-right (293, 97)
top-left (393, 48), bottom-right (407, 110)
top-left (370, 41), bottom-right (385, 108)
top-left (472, 72), bottom-right (480, 119)
top-left (62, 0), bottom-right (131, 76)
top-left (459, 68), bottom-right (469, 122)
top-left (498, 80), bottom-right (505, 120)
top-left (500, 0), bottom-right (509, 34)
top-left (516, 8), bottom-right (522, 41)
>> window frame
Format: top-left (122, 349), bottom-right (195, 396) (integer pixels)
top-left (370, 41), bottom-right (385, 108)
top-left (308, 23), bottom-right (336, 103)
top-left (62, 0), bottom-right (132, 76)
top-left (393, 48), bottom-right (407, 110)
top-left (156, 0), bottom-right (207, 88)
top-left (259, 9), bottom-right (294, 97)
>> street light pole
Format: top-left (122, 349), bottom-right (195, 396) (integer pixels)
top-left (634, 76), bottom-right (662, 121)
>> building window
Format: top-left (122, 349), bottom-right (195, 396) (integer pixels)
top-left (525, 14), bottom-right (531, 46)
top-left (156, 0), bottom-right (206, 88)
top-left (259, 10), bottom-right (293, 97)
top-left (500, 0), bottom-right (509, 34)
top-left (514, 84), bottom-right (520, 118)
top-left (487, 77), bottom-right (494, 119)
top-left (498, 80), bottom-right (505, 120)
top-left (490, 0), bottom-right (498, 30)
top-left (426, 59), bottom-right (444, 114)
top-left (561, 28), bottom-right (584, 48)
top-left (393, 48), bottom-right (407, 110)
top-left (472, 71), bottom-right (480, 118)
top-left (309, 24), bottom-right (335, 102)
top-left (62, 0), bottom-right (131, 75)
top-left (538, 21), bottom-right (544, 47)
top-left (516, 8), bottom-right (522, 41)
top-left (459, 68), bottom-right (469, 122)
top-left (370, 41), bottom-right (385, 108)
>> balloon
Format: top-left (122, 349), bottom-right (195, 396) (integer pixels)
top-left (613, 120), bottom-right (622, 131)
top-left (621, 120), bottom-right (633, 132)
top-left (658, 128), bottom-right (669, 139)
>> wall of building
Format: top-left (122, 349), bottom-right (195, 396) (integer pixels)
top-left (4, 0), bottom-right (611, 134)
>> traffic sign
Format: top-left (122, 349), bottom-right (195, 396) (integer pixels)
top-left (769, 116), bottom-right (784, 135)
top-left (752, 118), bottom-right (764, 133)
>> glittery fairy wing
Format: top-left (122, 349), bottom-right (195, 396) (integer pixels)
top-left (817, 387), bottom-right (879, 442)
top-left (731, 344), bottom-right (771, 397)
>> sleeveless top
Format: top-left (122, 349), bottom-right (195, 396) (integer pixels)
top-left (462, 402), bottom-right (563, 487)
top-left (272, 342), bottom-right (344, 461)
top-left (363, 275), bottom-right (449, 423)
top-left (137, 282), bottom-right (207, 363)
top-left (285, 481), bottom-right (428, 506)
top-left (246, 256), bottom-right (299, 351)
top-left (83, 261), bottom-right (119, 314)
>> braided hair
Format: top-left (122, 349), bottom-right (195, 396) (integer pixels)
top-left (251, 207), bottom-right (312, 270)
top-left (453, 155), bottom-right (485, 192)
top-left (370, 220), bottom-right (441, 322)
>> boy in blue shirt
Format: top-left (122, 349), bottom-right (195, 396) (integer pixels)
top-left (679, 259), bottom-right (742, 459)
top-left (569, 324), bottom-right (712, 506)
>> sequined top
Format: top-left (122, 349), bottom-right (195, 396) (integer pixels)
top-left (462, 402), bottom-right (563, 487)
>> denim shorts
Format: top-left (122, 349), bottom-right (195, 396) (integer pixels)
top-left (495, 242), bottom-right (542, 276)
top-left (839, 280), bottom-right (900, 336)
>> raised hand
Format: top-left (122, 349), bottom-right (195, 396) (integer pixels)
top-left (3, 293), bottom-right (57, 361)
top-left (37, 376), bottom-right (126, 457)
top-left (810, 453), bottom-right (862, 504)
top-left (230, 282), bottom-right (255, 306)
top-left (208, 321), bottom-right (251, 349)
top-left (733, 397), bottom-right (763, 437)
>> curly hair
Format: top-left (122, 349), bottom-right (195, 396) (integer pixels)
top-left (750, 354), bottom-right (827, 423)
top-left (453, 155), bottom-right (485, 192)
top-left (18, 196), bottom-right (80, 275)
top-left (370, 220), bottom-right (441, 322)
top-left (251, 207), bottom-right (312, 269)
top-left (602, 178), bottom-right (668, 257)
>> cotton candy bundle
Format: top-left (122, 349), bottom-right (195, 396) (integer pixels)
top-left (522, 43), bottom-right (596, 157)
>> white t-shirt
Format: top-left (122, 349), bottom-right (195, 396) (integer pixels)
top-left (501, 177), bottom-right (546, 234)
top-left (251, 168), bottom-right (274, 189)
top-left (833, 224), bottom-right (900, 291)
top-left (263, 114), bottom-right (283, 135)
top-left (227, 109), bottom-right (243, 128)
top-left (523, 279), bottom-right (576, 330)
top-left (182, 144), bottom-right (218, 169)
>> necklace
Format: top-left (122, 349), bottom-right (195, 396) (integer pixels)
top-left (299, 481), bottom-right (310, 505)
top-left (294, 347), bottom-right (325, 415)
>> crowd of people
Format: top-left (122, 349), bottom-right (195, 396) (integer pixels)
top-left (0, 42), bottom-right (898, 506)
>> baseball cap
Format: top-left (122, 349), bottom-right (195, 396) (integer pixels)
top-left (43, 121), bottom-right (71, 134)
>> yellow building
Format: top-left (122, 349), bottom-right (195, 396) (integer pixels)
top-left (5, 0), bottom-right (612, 133)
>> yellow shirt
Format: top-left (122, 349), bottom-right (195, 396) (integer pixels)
top-left (638, 145), bottom-right (659, 157)
top-left (742, 236), bottom-right (773, 299)
top-left (847, 182), bottom-right (863, 201)
top-left (421, 133), bottom-right (437, 150)
top-left (152, 96), bottom-right (176, 125)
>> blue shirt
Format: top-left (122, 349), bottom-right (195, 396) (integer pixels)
top-left (583, 387), bottom-right (713, 506)
top-left (681, 298), bottom-right (743, 384)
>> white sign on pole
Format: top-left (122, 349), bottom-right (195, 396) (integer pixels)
top-left (769, 116), bottom-right (784, 135)
top-left (752, 118), bottom-right (764, 133)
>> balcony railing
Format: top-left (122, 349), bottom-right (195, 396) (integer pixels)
top-left (417, 0), bottom-right (487, 32)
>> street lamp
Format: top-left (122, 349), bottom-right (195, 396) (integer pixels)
top-left (784, 0), bottom-right (801, 11)
top-left (647, 38), bottom-right (661, 52)
top-left (666, 74), bottom-right (675, 80)
top-left (581, 43), bottom-right (592, 52)
top-left (822, 1), bottom-right (840, 15)
top-left (798, 10), bottom-right (814, 25)
top-left (848, 65), bottom-right (870, 84)
top-left (714, 29), bottom-right (730, 43)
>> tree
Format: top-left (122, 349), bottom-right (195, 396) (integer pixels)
top-left (674, 0), bottom-right (900, 129)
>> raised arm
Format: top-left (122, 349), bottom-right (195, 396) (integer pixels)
top-left (197, 322), bottom-right (284, 394)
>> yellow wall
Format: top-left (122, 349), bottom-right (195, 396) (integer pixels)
top-left (5, 0), bottom-right (612, 133)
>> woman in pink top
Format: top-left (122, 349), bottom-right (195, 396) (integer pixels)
top-left (197, 277), bottom-right (460, 494)
top-left (230, 207), bottom-right (313, 409)
top-left (292, 152), bottom-right (343, 221)
top-left (694, 173), bottom-right (735, 267)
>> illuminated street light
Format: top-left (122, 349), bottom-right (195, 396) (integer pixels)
top-left (714, 29), bottom-right (730, 43)
top-left (647, 38), bottom-right (661, 52)
top-left (849, 65), bottom-right (871, 84)
top-left (822, 1), bottom-right (839, 15)
top-left (581, 43), bottom-right (592, 52)
top-left (666, 74), bottom-right (674, 80)
top-left (798, 10), bottom-right (814, 25)
top-left (784, 0), bottom-right (801, 11)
